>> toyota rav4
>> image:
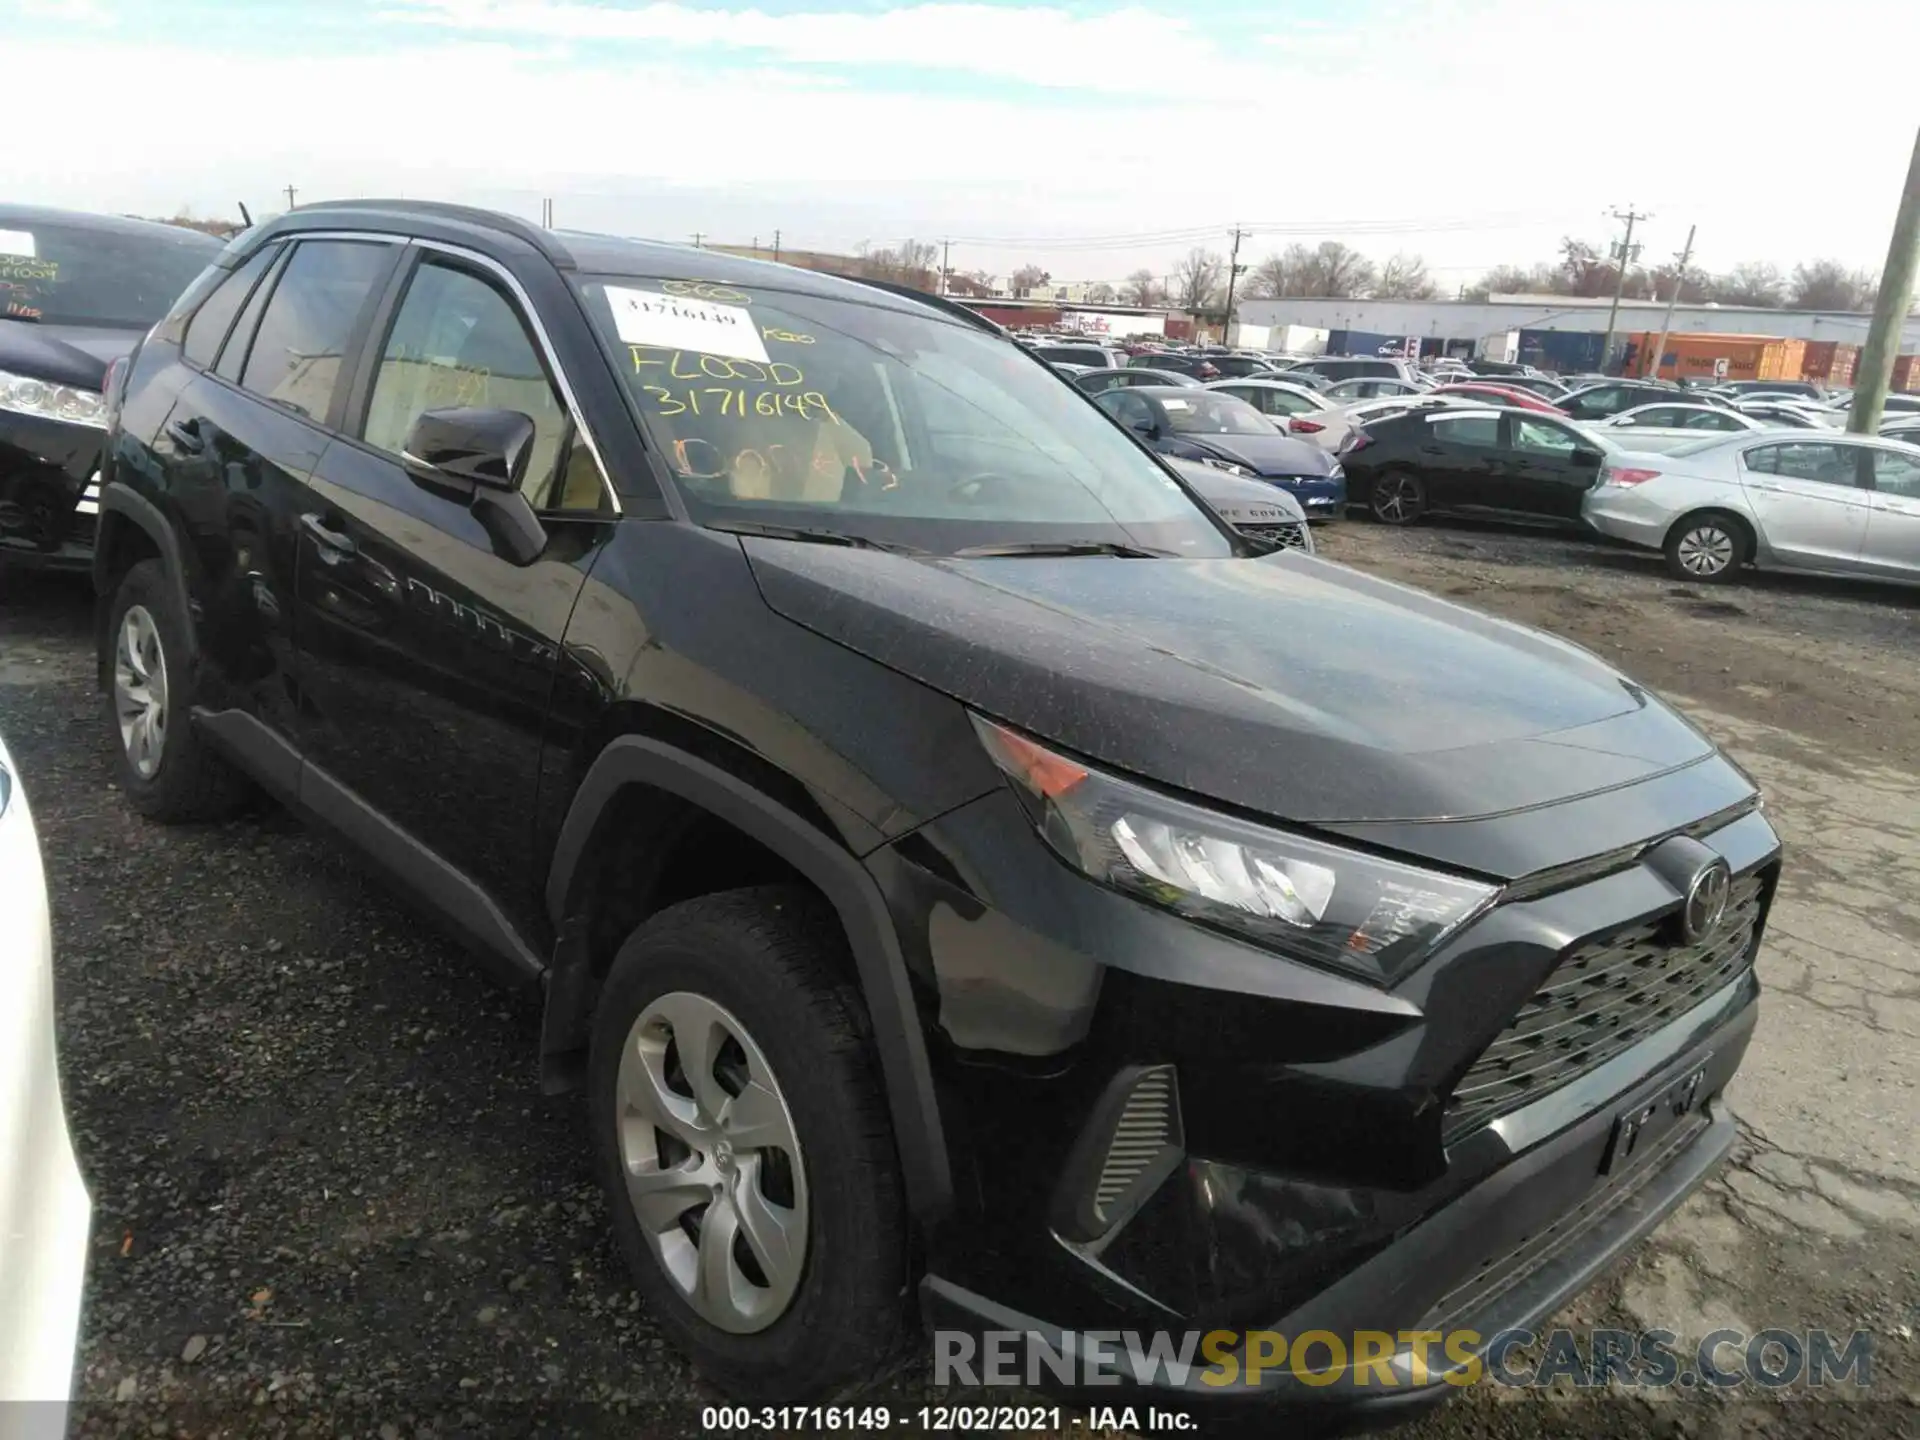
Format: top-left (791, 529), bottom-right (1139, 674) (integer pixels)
top-left (94, 201), bottom-right (1779, 1426)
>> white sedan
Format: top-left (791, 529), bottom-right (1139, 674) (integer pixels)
top-left (1583, 430), bottom-right (1920, 584)
top-left (1594, 403), bottom-right (1764, 453)
top-left (0, 733), bottom-right (90, 1415)
top-left (1202, 378), bottom-right (1358, 453)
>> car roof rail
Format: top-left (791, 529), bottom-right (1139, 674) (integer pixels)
top-left (289, 199), bottom-right (573, 264)
top-left (840, 276), bottom-right (1008, 337)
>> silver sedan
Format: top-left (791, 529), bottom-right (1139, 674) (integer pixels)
top-left (1582, 430), bottom-right (1920, 584)
top-left (1202, 378), bottom-right (1355, 453)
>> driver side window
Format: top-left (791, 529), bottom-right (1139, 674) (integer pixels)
top-left (363, 260), bottom-right (582, 510)
top-left (1100, 391), bottom-right (1156, 431)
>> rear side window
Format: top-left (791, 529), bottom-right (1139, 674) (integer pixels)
top-left (1744, 442), bottom-right (1862, 487)
top-left (1871, 449), bottom-right (1920, 498)
top-left (239, 240), bottom-right (394, 420)
top-left (1432, 415), bottom-right (1501, 446)
top-left (182, 246), bottom-right (278, 369)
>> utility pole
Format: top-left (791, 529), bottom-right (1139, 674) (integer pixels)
top-left (691, 232), bottom-right (704, 249)
top-left (772, 229), bottom-right (782, 264)
top-left (941, 238), bottom-right (951, 295)
top-left (1850, 125), bottom-right (1920, 434)
top-left (1646, 223), bottom-right (1696, 380)
top-left (1221, 226), bottom-right (1250, 345)
top-left (284, 184), bottom-right (298, 212)
top-left (1598, 206), bottom-right (1651, 375)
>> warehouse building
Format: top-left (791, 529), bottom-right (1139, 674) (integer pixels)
top-left (1237, 294), bottom-right (1920, 374)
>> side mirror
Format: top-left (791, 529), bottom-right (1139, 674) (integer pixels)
top-left (402, 407), bottom-right (537, 493)
top-left (1130, 419), bottom-right (1161, 441)
top-left (402, 407), bottom-right (548, 566)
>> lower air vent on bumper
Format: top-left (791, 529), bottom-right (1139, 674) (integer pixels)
top-left (1055, 1064), bottom-right (1185, 1245)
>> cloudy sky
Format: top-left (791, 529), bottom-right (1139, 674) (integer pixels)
top-left (6, 0), bottom-right (1915, 288)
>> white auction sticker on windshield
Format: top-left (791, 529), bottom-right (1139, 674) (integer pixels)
top-left (604, 287), bottom-right (769, 364)
top-left (0, 230), bottom-right (36, 258)
top-left (1162, 397), bottom-right (1192, 411)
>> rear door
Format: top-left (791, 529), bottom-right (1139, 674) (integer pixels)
top-left (1738, 440), bottom-right (1872, 570)
top-left (1861, 446), bottom-right (1920, 578)
top-left (1414, 410), bottom-right (1504, 508)
top-left (157, 236), bottom-right (401, 749)
top-left (291, 245), bottom-right (614, 932)
top-left (1499, 414), bottom-right (1606, 519)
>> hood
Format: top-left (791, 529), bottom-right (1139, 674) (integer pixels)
top-left (746, 543), bottom-right (1717, 834)
top-left (1169, 460), bottom-right (1308, 523)
top-left (1179, 430), bottom-right (1335, 477)
top-left (0, 321), bottom-right (136, 388)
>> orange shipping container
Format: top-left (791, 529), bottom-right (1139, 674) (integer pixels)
top-left (1631, 332), bottom-right (1803, 383)
top-left (1893, 355), bottom-right (1920, 393)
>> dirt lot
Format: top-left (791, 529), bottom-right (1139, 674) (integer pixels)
top-left (2, 521), bottom-right (1917, 1439)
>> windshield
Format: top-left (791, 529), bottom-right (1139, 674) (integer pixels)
top-left (578, 277), bottom-right (1232, 557)
top-left (1158, 392), bottom-right (1276, 436)
top-left (1, 218), bottom-right (222, 328)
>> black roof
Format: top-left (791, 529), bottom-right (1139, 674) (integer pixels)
top-left (0, 203), bottom-right (226, 250)
top-left (272, 199), bottom-right (973, 324)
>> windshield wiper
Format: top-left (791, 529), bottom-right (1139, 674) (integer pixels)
top-left (705, 518), bottom-right (927, 555)
top-left (950, 539), bottom-right (1179, 559)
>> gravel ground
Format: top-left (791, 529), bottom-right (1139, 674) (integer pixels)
top-left (2, 521), bottom-right (1917, 1440)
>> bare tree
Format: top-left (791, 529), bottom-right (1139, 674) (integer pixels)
top-left (853, 239), bottom-right (941, 290)
top-left (1462, 262), bottom-right (1560, 300)
top-left (1123, 269), bottom-right (1162, 307)
top-left (1306, 241), bottom-right (1376, 298)
top-left (1171, 247), bottom-right (1225, 312)
top-left (1787, 259), bottom-right (1877, 311)
top-left (1010, 264), bottom-right (1052, 295)
top-left (1245, 253), bottom-right (1291, 299)
top-left (1374, 253), bottom-right (1438, 300)
top-left (1086, 281), bottom-right (1115, 304)
top-left (1709, 262), bottom-right (1785, 308)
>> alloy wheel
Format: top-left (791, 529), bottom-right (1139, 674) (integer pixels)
top-left (114, 605), bottom-right (169, 779)
top-left (614, 990), bottom-right (808, 1334)
top-left (1372, 473), bottom-right (1421, 524)
top-left (1676, 524), bottom-right (1735, 577)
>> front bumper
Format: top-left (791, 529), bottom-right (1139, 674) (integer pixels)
top-left (1, 415), bottom-right (103, 568)
top-left (1264, 474), bottom-right (1346, 520)
top-left (878, 780), bottom-right (1777, 1416)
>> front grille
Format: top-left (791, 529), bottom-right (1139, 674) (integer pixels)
top-left (1443, 874), bottom-right (1765, 1142)
top-left (1241, 520), bottom-right (1313, 553)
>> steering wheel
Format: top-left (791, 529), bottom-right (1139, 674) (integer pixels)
top-left (946, 472), bottom-right (1023, 506)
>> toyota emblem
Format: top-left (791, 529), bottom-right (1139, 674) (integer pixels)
top-left (1682, 859), bottom-right (1732, 942)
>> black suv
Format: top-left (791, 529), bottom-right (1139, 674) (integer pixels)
top-left (2, 204), bottom-right (223, 571)
top-left (96, 201), bottom-right (1780, 1423)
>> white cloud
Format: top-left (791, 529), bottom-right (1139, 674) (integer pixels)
top-left (3, 2), bottom-right (1916, 286)
top-left (382, 0), bottom-right (1229, 93)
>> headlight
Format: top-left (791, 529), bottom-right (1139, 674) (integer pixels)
top-left (0, 369), bottom-right (107, 429)
top-left (1199, 456), bottom-right (1252, 477)
top-left (1329, 462), bottom-right (1345, 480)
top-left (971, 716), bottom-right (1499, 984)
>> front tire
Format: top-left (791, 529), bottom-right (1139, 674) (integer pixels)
top-left (105, 560), bottom-right (252, 822)
top-left (1664, 512), bottom-right (1748, 583)
top-left (1369, 468), bottom-right (1426, 525)
top-left (589, 886), bottom-right (910, 1402)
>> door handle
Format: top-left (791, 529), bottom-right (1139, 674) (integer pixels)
top-left (1746, 481), bottom-right (1783, 493)
top-left (165, 417), bottom-right (207, 453)
top-left (299, 512), bottom-right (357, 558)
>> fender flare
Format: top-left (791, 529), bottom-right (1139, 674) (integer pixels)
top-left (545, 734), bottom-right (953, 1223)
top-left (96, 480), bottom-right (199, 660)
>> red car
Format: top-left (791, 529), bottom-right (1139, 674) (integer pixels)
top-left (1429, 382), bottom-right (1566, 414)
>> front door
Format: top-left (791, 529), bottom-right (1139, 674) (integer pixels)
top-left (1861, 446), bottom-right (1920, 579)
top-left (1498, 413), bottom-right (1605, 520)
top-left (291, 248), bottom-right (614, 933)
top-left (1738, 440), bottom-right (1872, 571)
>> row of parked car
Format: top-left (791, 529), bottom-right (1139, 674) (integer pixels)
top-left (1017, 336), bottom-right (1920, 588)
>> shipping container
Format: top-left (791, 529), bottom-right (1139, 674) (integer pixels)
top-left (1894, 355), bottom-right (1920, 393)
top-left (1798, 341), bottom-right (1859, 386)
top-left (1517, 329), bottom-right (1606, 374)
top-left (1627, 332), bottom-right (1805, 383)
top-left (1272, 324), bottom-right (1329, 355)
top-left (1476, 331), bottom-right (1520, 363)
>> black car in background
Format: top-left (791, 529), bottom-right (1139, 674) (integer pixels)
top-left (94, 200), bottom-right (1777, 1428)
top-left (1557, 380), bottom-right (1695, 422)
top-left (1342, 405), bottom-right (1620, 525)
top-left (1072, 366), bottom-right (1201, 394)
top-left (1, 205), bottom-right (223, 571)
top-left (1128, 350), bottom-right (1220, 380)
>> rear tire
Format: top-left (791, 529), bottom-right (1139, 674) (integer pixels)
top-left (104, 560), bottom-right (253, 822)
top-left (1368, 468), bottom-right (1426, 525)
top-left (589, 885), bottom-right (911, 1402)
top-left (1663, 512), bottom-right (1749, 583)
